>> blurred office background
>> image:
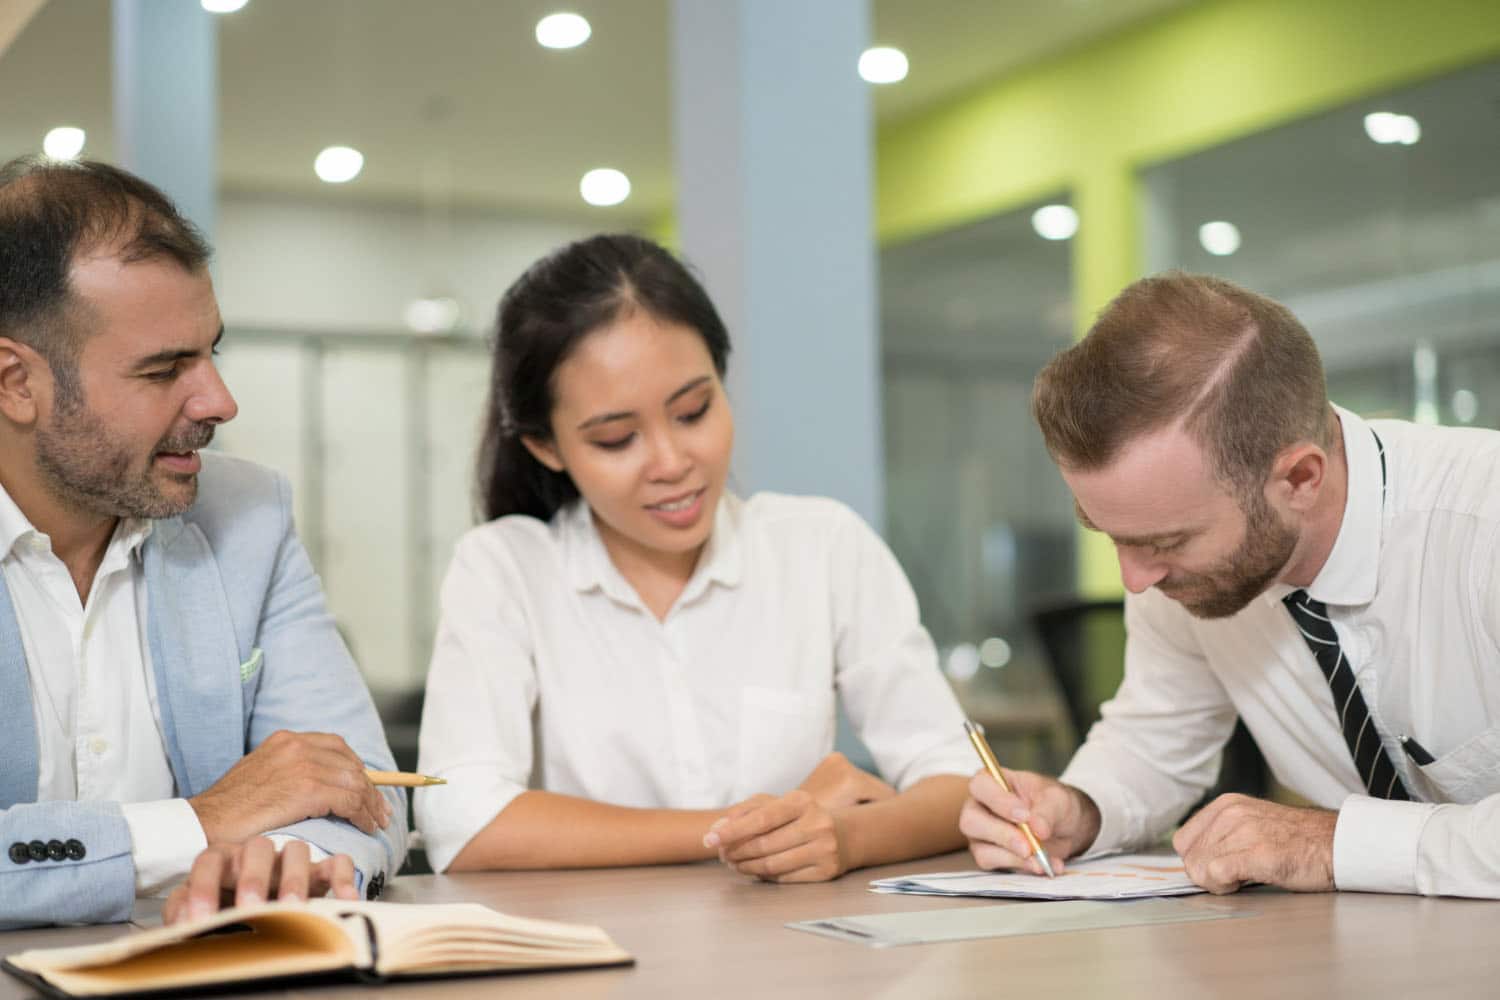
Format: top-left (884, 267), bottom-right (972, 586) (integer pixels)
top-left (3, 0), bottom-right (1500, 773)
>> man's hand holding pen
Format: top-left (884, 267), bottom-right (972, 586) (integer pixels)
top-left (961, 768), bottom-right (1101, 875)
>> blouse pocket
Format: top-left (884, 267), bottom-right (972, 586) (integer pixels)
top-left (1411, 724), bottom-right (1500, 803)
top-left (735, 686), bottom-right (834, 799)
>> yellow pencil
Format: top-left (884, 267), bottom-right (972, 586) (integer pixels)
top-left (365, 770), bottom-right (447, 787)
top-left (963, 720), bottom-right (1056, 878)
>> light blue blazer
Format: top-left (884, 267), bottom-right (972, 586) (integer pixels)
top-left (0, 453), bottom-right (407, 929)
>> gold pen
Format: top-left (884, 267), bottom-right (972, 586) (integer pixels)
top-left (963, 720), bottom-right (1056, 878)
top-left (365, 770), bottom-right (447, 787)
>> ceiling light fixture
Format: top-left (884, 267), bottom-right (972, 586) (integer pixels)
top-left (1031, 204), bottom-right (1078, 241)
top-left (858, 46), bottom-right (908, 84)
top-left (580, 168), bottom-right (630, 207)
top-left (314, 146), bottom-right (364, 184)
top-left (1364, 111), bottom-right (1420, 146)
top-left (42, 126), bottom-right (86, 161)
top-left (536, 12), bottom-right (591, 50)
top-left (1198, 221), bottom-right (1241, 256)
top-left (201, 0), bottom-right (250, 13)
top-left (404, 297), bottom-right (461, 334)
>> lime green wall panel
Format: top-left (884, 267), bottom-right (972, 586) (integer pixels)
top-left (876, 0), bottom-right (1500, 597)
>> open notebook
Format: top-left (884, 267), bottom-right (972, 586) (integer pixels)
top-left (2, 899), bottom-right (632, 998)
top-left (870, 853), bottom-right (1204, 900)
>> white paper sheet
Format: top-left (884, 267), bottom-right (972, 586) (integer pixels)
top-left (789, 896), bottom-right (1239, 948)
top-left (868, 853), bottom-right (1203, 900)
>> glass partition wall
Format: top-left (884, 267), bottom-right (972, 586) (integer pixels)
top-left (1143, 59), bottom-right (1500, 428)
top-left (215, 332), bottom-right (491, 697)
top-left (880, 200), bottom-right (1078, 762)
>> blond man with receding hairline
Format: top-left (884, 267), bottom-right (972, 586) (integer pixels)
top-left (961, 271), bottom-right (1500, 899)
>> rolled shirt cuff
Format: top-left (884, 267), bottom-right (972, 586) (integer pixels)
top-left (1333, 793), bottom-right (1436, 895)
top-left (121, 798), bottom-right (208, 898)
top-left (266, 834), bottom-right (331, 865)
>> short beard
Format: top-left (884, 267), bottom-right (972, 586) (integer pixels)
top-left (1160, 489), bottom-right (1298, 620)
top-left (35, 397), bottom-right (214, 521)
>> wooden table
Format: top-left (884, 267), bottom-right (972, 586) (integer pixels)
top-left (3, 853), bottom-right (1498, 999)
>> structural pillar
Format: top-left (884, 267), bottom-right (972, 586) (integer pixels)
top-left (672, 0), bottom-right (883, 528)
top-left (112, 0), bottom-right (217, 242)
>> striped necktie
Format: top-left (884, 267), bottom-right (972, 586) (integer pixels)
top-left (1282, 590), bottom-right (1411, 800)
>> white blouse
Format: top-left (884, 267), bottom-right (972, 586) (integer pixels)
top-left (415, 492), bottom-right (975, 873)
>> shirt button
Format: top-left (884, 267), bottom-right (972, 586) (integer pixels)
top-left (89, 738), bottom-right (109, 755)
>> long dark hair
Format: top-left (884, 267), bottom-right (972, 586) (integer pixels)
top-left (477, 234), bottom-right (732, 522)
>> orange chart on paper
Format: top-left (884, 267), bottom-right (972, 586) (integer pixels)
top-left (869, 854), bottom-right (1204, 901)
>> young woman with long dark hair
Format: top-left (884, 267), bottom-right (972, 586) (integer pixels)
top-left (415, 234), bottom-right (974, 881)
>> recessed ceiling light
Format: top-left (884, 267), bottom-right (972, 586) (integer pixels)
top-left (404, 297), bottom-right (461, 334)
top-left (858, 46), bottom-right (908, 84)
top-left (1031, 204), bottom-right (1078, 241)
top-left (314, 146), bottom-right (364, 184)
top-left (1364, 111), bottom-right (1420, 145)
top-left (201, 0), bottom-right (250, 13)
top-left (1198, 220), bottom-right (1241, 256)
top-left (42, 126), bottom-right (85, 161)
top-left (536, 12), bottom-right (591, 50)
top-left (580, 168), bottom-right (630, 207)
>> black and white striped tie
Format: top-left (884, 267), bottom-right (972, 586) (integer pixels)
top-left (1283, 590), bottom-right (1411, 800)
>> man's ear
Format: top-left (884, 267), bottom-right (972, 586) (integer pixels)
top-left (520, 434), bottom-right (565, 473)
top-left (1268, 442), bottom-right (1327, 513)
top-left (0, 338), bottom-right (43, 426)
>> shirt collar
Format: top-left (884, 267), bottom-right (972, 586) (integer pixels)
top-left (0, 480), bottom-right (33, 561)
top-left (1302, 404), bottom-right (1382, 608)
top-left (558, 492), bottom-right (744, 608)
top-left (0, 478), bottom-right (152, 564)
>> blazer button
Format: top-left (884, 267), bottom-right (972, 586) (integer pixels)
top-left (7, 842), bottom-right (28, 865)
top-left (28, 840), bottom-right (47, 862)
top-left (46, 839), bottom-right (66, 862)
top-left (365, 873), bottom-right (385, 900)
top-left (64, 839), bottom-right (86, 861)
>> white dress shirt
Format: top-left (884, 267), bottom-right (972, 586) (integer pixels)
top-left (1062, 406), bottom-right (1500, 898)
top-left (416, 492), bottom-right (976, 873)
top-left (0, 485), bottom-right (204, 896)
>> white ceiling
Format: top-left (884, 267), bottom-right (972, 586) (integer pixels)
top-left (0, 0), bottom-right (1194, 220)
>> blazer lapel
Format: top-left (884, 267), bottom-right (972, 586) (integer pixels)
top-left (143, 517), bottom-right (244, 797)
top-left (0, 578), bottom-right (38, 808)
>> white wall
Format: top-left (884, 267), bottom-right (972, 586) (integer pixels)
top-left (214, 192), bottom-right (604, 333)
top-left (210, 193), bottom-right (606, 692)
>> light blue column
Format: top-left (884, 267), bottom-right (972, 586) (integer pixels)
top-left (111, 0), bottom-right (217, 242)
top-left (671, 0), bottom-right (884, 529)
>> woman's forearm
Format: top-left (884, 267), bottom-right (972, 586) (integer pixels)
top-left (837, 773), bottom-right (969, 872)
top-left (446, 790), bottom-right (725, 871)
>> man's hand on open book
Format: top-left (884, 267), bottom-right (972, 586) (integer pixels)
top-left (703, 791), bottom-right (852, 883)
top-left (164, 839), bottom-right (360, 924)
top-left (187, 729), bottom-right (392, 844)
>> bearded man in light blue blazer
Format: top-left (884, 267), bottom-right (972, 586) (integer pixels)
top-left (0, 157), bottom-right (406, 930)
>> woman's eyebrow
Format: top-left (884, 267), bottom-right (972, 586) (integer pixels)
top-left (576, 375), bottom-right (713, 430)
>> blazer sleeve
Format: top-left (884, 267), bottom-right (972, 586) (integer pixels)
top-left (0, 801), bottom-right (133, 930)
top-left (241, 472), bottom-right (408, 893)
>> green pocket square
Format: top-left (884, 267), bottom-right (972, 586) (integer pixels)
top-left (240, 647), bottom-right (264, 682)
